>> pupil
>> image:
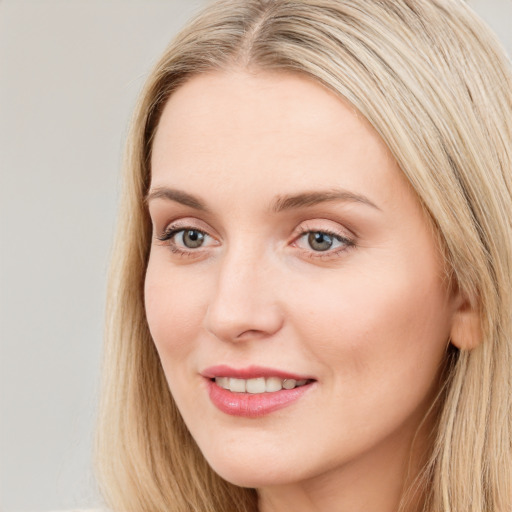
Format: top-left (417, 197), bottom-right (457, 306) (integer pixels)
top-left (183, 230), bottom-right (204, 248)
top-left (308, 232), bottom-right (333, 251)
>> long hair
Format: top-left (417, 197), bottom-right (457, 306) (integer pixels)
top-left (95, 1), bottom-right (512, 510)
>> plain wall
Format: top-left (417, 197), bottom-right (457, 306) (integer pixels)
top-left (0, 1), bottom-right (510, 511)
top-left (0, 2), bottom-right (207, 511)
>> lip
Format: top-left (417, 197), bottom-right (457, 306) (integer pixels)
top-left (202, 365), bottom-right (316, 418)
top-left (201, 364), bottom-right (314, 381)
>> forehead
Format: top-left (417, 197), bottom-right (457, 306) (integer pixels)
top-left (150, 69), bottom-right (407, 212)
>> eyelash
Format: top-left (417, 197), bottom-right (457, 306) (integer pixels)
top-left (156, 223), bottom-right (355, 260)
top-left (293, 226), bottom-right (355, 259)
top-left (156, 225), bottom-right (211, 258)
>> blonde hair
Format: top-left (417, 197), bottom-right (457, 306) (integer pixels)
top-left (96, 1), bottom-right (512, 510)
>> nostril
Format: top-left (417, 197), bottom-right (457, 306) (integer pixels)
top-left (203, 289), bottom-right (284, 344)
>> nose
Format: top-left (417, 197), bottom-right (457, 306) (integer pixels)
top-left (203, 248), bottom-right (284, 343)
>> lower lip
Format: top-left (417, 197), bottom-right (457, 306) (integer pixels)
top-left (206, 379), bottom-right (314, 418)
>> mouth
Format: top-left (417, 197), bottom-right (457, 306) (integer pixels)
top-left (202, 365), bottom-right (316, 418)
top-left (213, 376), bottom-right (312, 393)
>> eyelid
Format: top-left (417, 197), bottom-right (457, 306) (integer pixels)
top-left (290, 220), bottom-right (356, 257)
top-left (156, 217), bottom-right (218, 239)
top-left (153, 217), bottom-right (356, 260)
top-left (157, 226), bottom-right (212, 244)
top-left (292, 219), bottom-right (355, 241)
top-left (155, 218), bottom-right (220, 257)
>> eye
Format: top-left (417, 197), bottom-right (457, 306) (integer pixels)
top-left (156, 223), bottom-right (217, 255)
top-left (177, 229), bottom-right (206, 249)
top-left (306, 232), bottom-right (337, 251)
top-left (293, 226), bottom-right (355, 257)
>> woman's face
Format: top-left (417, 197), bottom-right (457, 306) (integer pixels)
top-left (145, 70), bottom-right (460, 491)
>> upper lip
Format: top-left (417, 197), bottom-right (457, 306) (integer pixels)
top-left (201, 364), bottom-right (315, 381)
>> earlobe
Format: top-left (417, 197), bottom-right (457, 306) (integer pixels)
top-left (449, 297), bottom-right (482, 351)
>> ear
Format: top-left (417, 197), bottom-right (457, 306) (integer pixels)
top-left (449, 293), bottom-right (482, 351)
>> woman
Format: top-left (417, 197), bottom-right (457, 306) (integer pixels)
top-left (96, 1), bottom-right (512, 510)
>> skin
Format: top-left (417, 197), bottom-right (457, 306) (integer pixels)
top-left (145, 70), bottom-right (468, 512)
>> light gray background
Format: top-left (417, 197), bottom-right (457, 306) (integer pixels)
top-left (0, 1), bottom-right (510, 511)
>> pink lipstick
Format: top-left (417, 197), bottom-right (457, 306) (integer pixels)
top-left (202, 365), bottom-right (316, 418)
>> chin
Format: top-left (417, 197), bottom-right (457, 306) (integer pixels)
top-left (201, 447), bottom-right (305, 488)
top-left (212, 464), bottom-right (296, 489)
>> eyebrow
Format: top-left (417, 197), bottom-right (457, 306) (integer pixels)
top-left (271, 189), bottom-right (381, 212)
top-left (146, 187), bottom-right (210, 212)
top-left (145, 186), bottom-right (380, 213)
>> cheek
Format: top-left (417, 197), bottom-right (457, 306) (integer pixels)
top-left (287, 259), bottom-right (452, 407)
top-left (144, 260), bottom-right (206, 361)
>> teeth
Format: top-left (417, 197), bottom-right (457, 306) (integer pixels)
top-left (216, 377), bottom-right (230, 389)
top-left (229, 378), bottom-right (246, 393)
top-left (246, 377), bottom-right (266, 394)
top-left (265, 377), bottom-right (282, 392)
top-left (282, 378), bottom-right (296, 390)
top-left (214, 376), bottom-right (309, 393)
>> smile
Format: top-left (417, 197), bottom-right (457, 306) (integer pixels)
top-left (214, 376), bottom-right (310, 393)
top-left (202, 366), bottom-right (316, 418)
